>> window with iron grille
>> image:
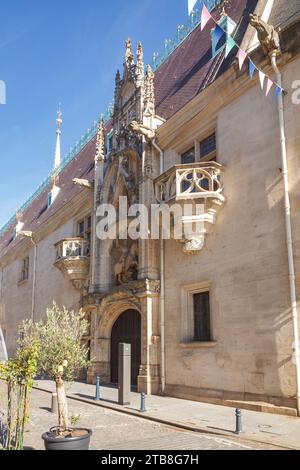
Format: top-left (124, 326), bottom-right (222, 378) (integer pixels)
top-left (193, 291), bottom-right (211, 342)
top-left (20, 257), bottom-right (29, 282)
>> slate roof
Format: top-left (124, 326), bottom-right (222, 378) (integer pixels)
top-left (1, 0), bottom-right (299, 257)
top-left (155, 0), bottom-right (259, 120)
top-left (269, 0), bottom-right (300, 29)
top-left (0, 137), bottom-right (96, 257)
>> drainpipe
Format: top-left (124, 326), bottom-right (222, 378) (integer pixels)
top-left (31, 241), bottom-right (37, 323)
top-left (19, 231), bottom-right (37, 323)
top-left (271, 56), bottom-right (300, 416)
top-left (152, 138), bottom-right (166, 393)
top-left (0, 267), bottom-right (8, 360)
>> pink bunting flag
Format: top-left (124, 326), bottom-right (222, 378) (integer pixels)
top-left (265, 78), bottom-right (274, 96)
top-left (237, 49), bottom-right (247, 70)
top-left (259, 70), bottom-right (266, 90)
top-left (201, 4), bottom-right (211, 31)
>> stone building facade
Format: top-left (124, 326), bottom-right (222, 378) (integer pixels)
top-left (1, 0), bottom-right (300, 414)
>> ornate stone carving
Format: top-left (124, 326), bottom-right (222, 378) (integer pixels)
top-left (135, 42), bottom-right (144, 88)
top-left (128, 120), bottom-right (155, 142)
top-left (182, 236), bottom-right (205, 255)
top-left (144, 65), bottom-right (155, 117)
top-left (249, 14), bottom-right (280, 58)
top-left (112, 240), bottom-right (139, 285)
top-left (118, 155), bottom-right (139, 204)
top-left (95, 118), bottom-right (105, 162)
top-left (72, 178), bottom-right (93, 189)
top-left (125, 38), bottom-right (134, 69)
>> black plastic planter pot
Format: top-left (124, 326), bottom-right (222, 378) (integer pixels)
top-left (42, 428), bottom-right (92, 450)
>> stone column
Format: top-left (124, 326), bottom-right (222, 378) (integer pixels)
top-left (137, 285), bottom-right (160, 395)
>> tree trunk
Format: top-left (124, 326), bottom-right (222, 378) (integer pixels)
top-left (56, 376), bottom-right (69, 431)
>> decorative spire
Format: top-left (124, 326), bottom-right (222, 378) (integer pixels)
top-left (144, 65), bottom-right (155, 117)
top-left (54, 105), bottom-right (62, 170)
top-left (125, 38), bottom-right (134, 69)
top-left (136, 42), bottom-right (144, 87)
top-left (95, 117), bottom-right (105, 162)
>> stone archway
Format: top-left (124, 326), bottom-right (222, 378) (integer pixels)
top-left (110, 309), bottom-right (141, 386)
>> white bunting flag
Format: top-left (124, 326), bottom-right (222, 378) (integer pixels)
top-left (259, 70), bottom-right (266, 90)
top-left (188, 0), bottom-right (197, 15)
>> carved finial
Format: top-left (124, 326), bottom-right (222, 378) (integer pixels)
top-left (54, 105), bottom-right (62, 170)
top-left (95, 118), bottom-right (105, 162)
top-left (136, 42), bottom-right (144, 87)
top-left (217, 0), bottom-right (232, 16)
top-left (125, 38), bottom-right (134, 68)
top-left (115, 69), bottom-right (121, 84)
top-left (249, 13), bottom-right (280, 58)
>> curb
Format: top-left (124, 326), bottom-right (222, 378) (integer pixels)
top-left (34, 386), bottom-right (299, 451)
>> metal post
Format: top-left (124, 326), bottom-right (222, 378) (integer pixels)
top-left (51, 393), bottom-right (58, 414)
top-left (235, 408), bottom-right (242, 434)
top-left (140, 392), bottom-right (146, 413)
top-left (95, 376), bottom-right (100, 401)
top-left (118, 343), bottom-right (131, 405)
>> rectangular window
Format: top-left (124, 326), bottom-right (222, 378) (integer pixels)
top-left (193, 291), bottom-right (211, 342)
top-left (181, 147), bottom-right (195, 165)
top-left (200, 133), bottom-right (216, 161)
top-left (20, 257), bottom-right (29, 282)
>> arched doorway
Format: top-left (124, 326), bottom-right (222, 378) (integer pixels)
top-left (111, 309), bottom-right (141, 387)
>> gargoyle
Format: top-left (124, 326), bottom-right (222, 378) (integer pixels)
top-left (72, 178), bottom-right (93, 190)
top-left (128, 120), bottom-right (155, 142)
top-left (249, 14), bottom-right (280, 58)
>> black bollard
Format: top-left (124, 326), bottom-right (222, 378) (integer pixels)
top-left (95, 376), bottom-right (100, 401)
top-left (235, 408), bottom-right (242, 434)
top-left (140, 392), bottom-right (146, 413)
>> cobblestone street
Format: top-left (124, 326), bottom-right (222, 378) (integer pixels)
top-left (23, 389), bottom-right (281, 450)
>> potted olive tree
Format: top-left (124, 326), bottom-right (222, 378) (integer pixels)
top-left (21, 303), bottom-right (91, 450)
top-left (0, 333), bottom-right (39, 450)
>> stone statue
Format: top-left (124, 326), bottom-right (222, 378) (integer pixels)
top-left (128, 120), bottom-right (155, 141)
top-left (249, 14), bottom-right (280, 58)
top-left (113, 241), bottom-right (138, 285)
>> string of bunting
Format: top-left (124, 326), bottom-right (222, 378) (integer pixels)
top-left (189, 1), bottom-right (284, 98)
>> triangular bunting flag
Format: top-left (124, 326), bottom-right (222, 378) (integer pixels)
top-left (201, 4), bottom-right (212, 31)
top-left (188, 0), bottom-right (197, 15)
top-left (249, 60), bottom-right (256, 80)
top-left (237, 48), bottom-right (247, 70)
top-left (225, 36), bottom-right (236, 58)
top-left (266, 78), bottom-right (273, 96)
top-left (212, 24), bottom-right (225, 45)
top-left (259, 70), bottom-right (266, 90)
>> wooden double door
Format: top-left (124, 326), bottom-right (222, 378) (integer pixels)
top-left (110, 309), bottom-right (141, 387)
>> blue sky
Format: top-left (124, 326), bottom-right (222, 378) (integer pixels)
top-left (0, 0), bottom-right (189, 228)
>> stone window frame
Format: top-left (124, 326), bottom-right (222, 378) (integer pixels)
top-left (179, 281), bottom-right (217, 349)
top-left (19, 256), bottom-right (29, 284)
